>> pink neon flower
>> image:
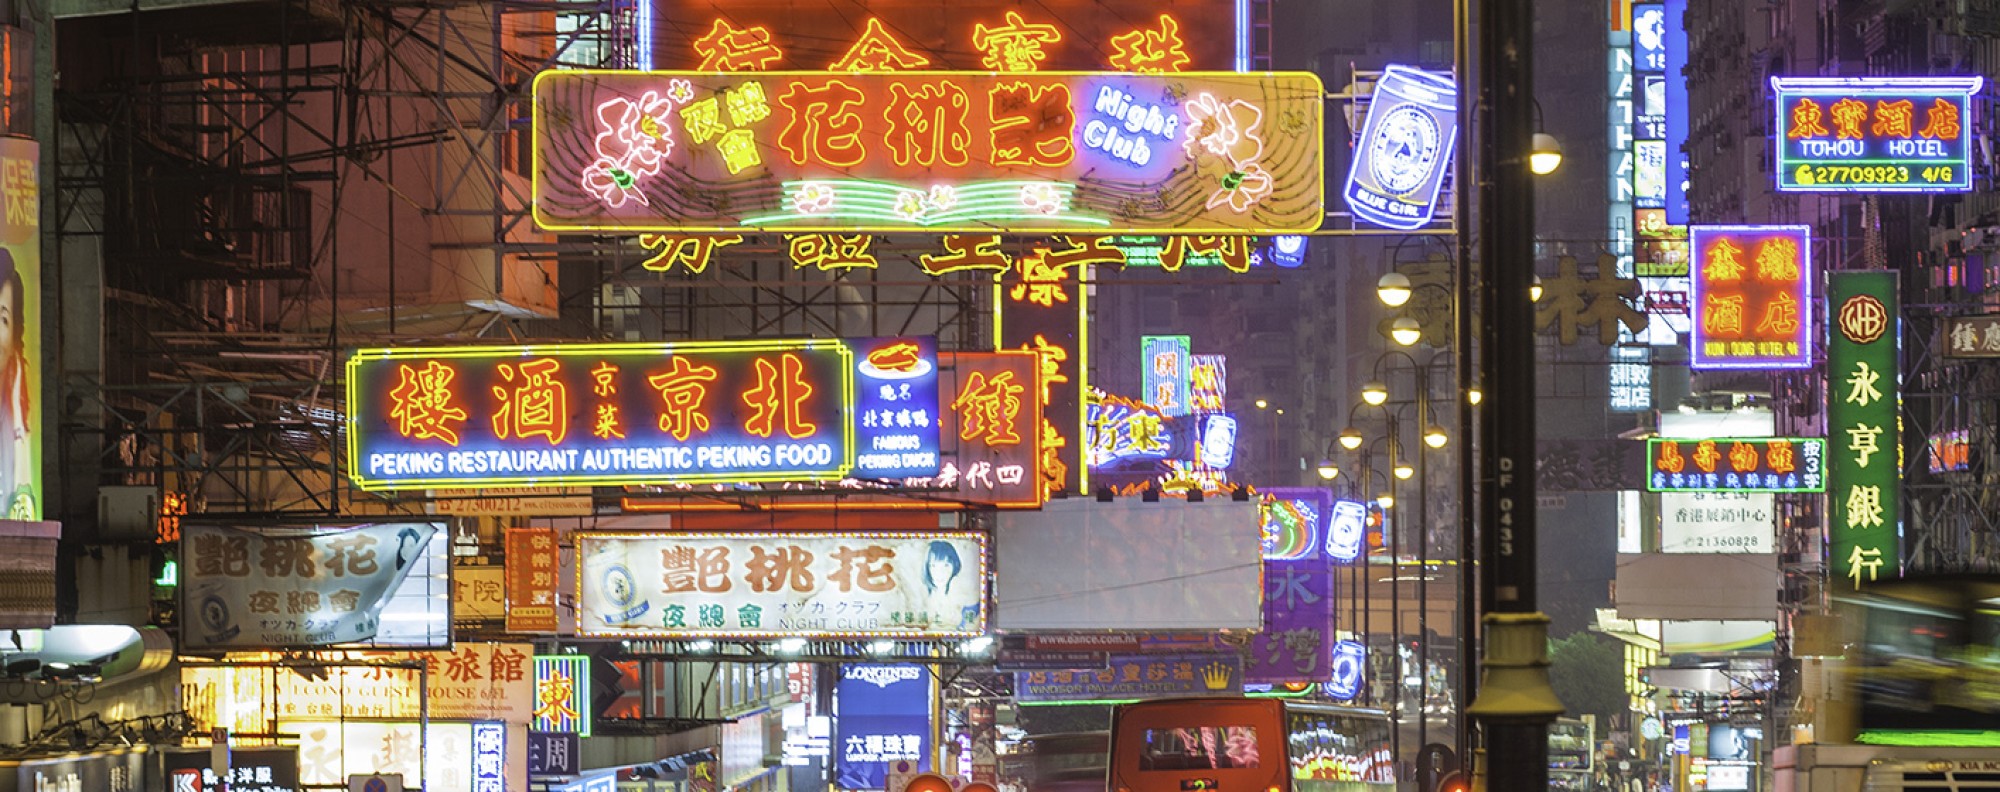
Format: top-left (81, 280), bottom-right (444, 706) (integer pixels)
top-left (791, 183), bottom-right (837, 214)
top-left (1206, 163), bottom-right (1275, 213)
top-left (1182, 93), bottom-right (1266, 170)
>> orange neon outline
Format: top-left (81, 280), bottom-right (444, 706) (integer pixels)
top-left (592, 402), bottom-right (627, 440)
top-left (987, 81), bottom-right (1076, 167)
top-left (919, 234), bottom-right (1011, 275)
top-left (1828, 98), bottom-right (1867, 141)
top-left (387, 360), bottom-right (468, 446)
top-left (1107, 14), bottom-right (1191, 74)
top-left (776, 78), bottom-right (867, 168)
top-left (639, 234), bottom-right (744, 274)
top-left (972, 11), bottom-right (1063, 72)
top-left (1786, 97), bottom-right (1829, 139)
top-left (491, 357), bottom-right (570, 446)
top-left (742, 352), bottom-right (819, 439)
top-left (787, 234), bottom-right (879, 271)
top-left (1919, 97), bottom-right (1961, 140)
top-left (591, 362), bottom-right (619, 397)
top-left (1870, 99), bottom-right (1914, 139)
top-left (951, 370), bottom-right (1024, 446)
top-left (830, 17), bottom-right (933, 72)
top-left (882, 81), bottom-right (973, 168)
top-left (693, 18), bottom-right (785, 71)
top-left (647, 356), bottom-right (721, 441)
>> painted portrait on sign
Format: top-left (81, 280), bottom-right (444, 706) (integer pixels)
top-left (0, 137), bottom-right (39, 520)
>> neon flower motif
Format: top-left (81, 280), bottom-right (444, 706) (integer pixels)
top-left (668, 79), bottom-right (694, 105)
top-left (1206, 163), bottom-right (1274, 213)
top-left (893, 190), bottom-right (928, 221)
top-left (791, 183), bottom-right (836, 214)
top-left (927, 184), bottom-right (959, 213)
top-left (1182, 93), bottom-right (1266, 170)
top-left (581, 90), bottom-right (676, 209)
top-left (1018, 183), bottom-right (1063, 215)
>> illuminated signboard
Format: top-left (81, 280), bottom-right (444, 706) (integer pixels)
top-left (1086, 392), bottom-right (1174, 470)
top-left (853, 337), bottom-right (942, 479)
top-left (1326, 640), bottom-right (1367, 701)
top-left (1663, 0), bottom-right (1690, 223)
top-left (1828, 271), bottom-right (1900, 589)
top-left (1689, 225), bottom-right (1812, 370)
top-left (1141, 335), bottom-right (1192, 416)
top-left (577, 532), bottom-right (987, 637)
top-left (473, 722), bottom-right (505, 792)
top-left (929, 352), bottom-right (1045, 508)
top-left (1345, 65), bottom-right (1458, 230)
top-left (1196, 414), bottom-right (1237, 468)
top-left (1943, 314), bottom-right (2000, 358)
top-left (1266, 235), bottom-right (1308, 268)
top-left (347, 338), bottom-right (945, 490)
top-left (997, 247), bottom-right (1091, 498)
top-left (1189, 355), bottom-right (1227, 412)
top-left (181, 523), bottom-right (449, 650)
top-left (1259, 488), bottom-right (1329, 561)
top-left (1645, 437), bottom-right (1825, 493)
top-left (534, 655), bottom-right (592, 736)
top-left (532, 71), bottom-right (1325, 234)
top-left (1325, 499), bottom-right (1367, 563)
top-left (1771, 76), bottom-right (1983, 192)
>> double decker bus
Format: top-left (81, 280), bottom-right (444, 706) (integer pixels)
top-left (1107, 698), bottom-right (1395, 792)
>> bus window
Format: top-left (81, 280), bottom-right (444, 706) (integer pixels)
top-left (1138, 727), bottom-right (1262, 770)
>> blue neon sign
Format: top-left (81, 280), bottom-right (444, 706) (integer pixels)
top-left (853, 337), bottom-right (942, 479)
top-left (1345, 65), bottom-right (1459, 230)
top-left (1325, 499), bottom-right (1367, 563)
top-left (1327, 640), bottom-right (1367, 701)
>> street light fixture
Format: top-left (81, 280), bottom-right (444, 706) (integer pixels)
top-left (1390, 317), bottom-right (1423, 347)
top-left (1377, 493), bottom-right (1395, 510)
top-left (1340, 427), bottom-right (1365, 450)
top-left (1393, 462), bottom-right (1415, 480)
top-left (1362, 381), bottom-right (1390, 406)
top-left (1468, 386), bottom-right (1483, 405)
top-left (1531, 275), bottom-right (1544, 302)
top-left (1424, 425), bottom-right (1450, 449)
top-left (1255, 398), bottom-right (1270, 409)
top-left (1317, 460), bottom-right (1340, 480)
top-left (1529, 132), bottom-right (1564, 175)
top-left (1377, 272), bottom-right (1414, 307)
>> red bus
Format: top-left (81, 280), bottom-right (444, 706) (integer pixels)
top-left (1108, 698), bottom-right (1395, 792)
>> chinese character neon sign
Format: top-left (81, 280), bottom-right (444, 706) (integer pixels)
top-left (533, 655), bottom-right (591, 736)
top-left (533, 71), bottom-right (1325, 234)
top-left (1771, 76), bottom-right (1982, 192)
top-left (1827, 272), bottom-right (1900, 589)
top-left (1689, 225), bottom-right (1813, 370)
top-left (1141, 335), bottom-right (1192, 417)
top-left (1644, 437), bottom-right (1825, 493)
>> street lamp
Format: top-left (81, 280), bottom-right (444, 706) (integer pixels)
top-left (1317, 459), bottom-right (1340, 480)
top-left (1378, 272), bottom-right (1414, 307)
top-left (1424, 424), bottom-right (1450, 449)
top-left (1531, 274), bottom-right (1544, 302)
top-left (1377, 492), bottom-right (1395, 510)
top-left (1390, 317), bottom-right (1424, 347)
top-left (1393, 461), bottom-right (1415, 480)
top-left (1340, 427), bottom-right (1365, 450)
top-left (1361, 381), bottom-right (1390, 406)
top-left (1529, 132), bottom-right (1564, 175)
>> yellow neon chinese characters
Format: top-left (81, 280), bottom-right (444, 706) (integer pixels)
top-left (777, 79), bottom-right (867, 167)
top-left (1847, 544), bottom-right (1882, 587)
top-left (647, 357), bottom-right (720, 441)
top-left (742, 353), bottom-right (818, 439)
top-left (1787, 98), bottom-right (1829, 139)
top-left (1872, 99), bottom-right (1914, 138)
top-left (883, 81), bottom-right (973, 168)
top-left (1702, 294), bottom-right (1744, 336)
top-left (388, 360), bottom-right (469, 446)
top-left (639, 234), bottom-right (744, 274)
top-left (1727, 441), bottom-right (1759, 473)
top-left (693, 19), bottom-right (784, 71)
top-left (920, 235), bottom-right (1010, 275)
top-left (1704, 239), bottom-right (1746, 281)
top-left (952, 370), bottom-right (1024, 446)
top-left (1108, 15), bottom-right (1192, 74)
top-left (788, 234), bottom-right (878, 271)
top-left (491, 358), bottom-right (569, 445)
top-left (1008, 250), bottom-right (1072, 307)
top-left (1755, 292), bottom-right (1801, 336)
top-left (1754, 237), bottom-right (1800, 281)
top-left (533, 668), bottom-right (580, 724)
top-left (830, 18), bottom-right (932, 72)
top-left (1829, 98), bottom-right (1868, 140)
top-left (972, 11), bottom-right (1062, 72)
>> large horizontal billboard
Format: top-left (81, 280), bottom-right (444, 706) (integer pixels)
top-left (994, 499), bottom-right (1261, 630)
top-left (1771, 76), bottom-right (1982, 192)
top-left (532, 70), bottom-right (1325, 234)
top-left (577, 532), bottom-right (987, 638)
top-left (181, 523), bottom-right (448, 650)
top-left (347, 338), bottom-right (943, 490)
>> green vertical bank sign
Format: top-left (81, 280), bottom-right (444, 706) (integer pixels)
top-left (1827, 271), bottom-right (1899, 589)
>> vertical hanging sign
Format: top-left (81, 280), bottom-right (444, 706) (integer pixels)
top-left (1827, 271), bottom-right (1899, 590)
top-left (507, 528), bottom-right (560, 633)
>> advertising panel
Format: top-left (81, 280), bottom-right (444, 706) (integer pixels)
top-left (1772, 76), bottom-right (1982, 192)
top-left (1828, 271), bottom-right (1900, 589)
top-left (931, 351), bottom-right (1044, 508)
top-left (506, 528), bottom-right (560, 633)
top-left (1141, 335), bottom-right (1192, 416)
top-left (13, 751), bottom-right (146, 792)
top-left (994, 499), bottom-right (1261, 630)
top-left (533, 655), bottom-right (591, 736)
top-left (347, 338), bottom-right (949, 490)
top-left (1689, 225), bottom-right (1813, 369)
top-left (289, 721), bottom-right (474, 792)
top-left (835, 664), bottom-right (932, 790)
top-left (577, 532), bottom-right (987, 637)
top-left (1943, 314), bottom-right (2000, 358)
top-left (1663, 0), bottom-right (1690, 223)
top-left (1344, 65), bottom-right (1458, 230)
top-left (0, 139), bottom-right (38, 521)
top-left (1014, 653), bottom-right (1243, 701)
top-left (1246, 552), bottom-right (1332, 683)
top-left (453, 565), bottom-right (506, 625)
top-left (180, 522), bottom-right (445, 650)
top-left (853, 337), bottom-right (942, 479)
top-left (473, 722), bottom-right (505, 792)
top-left (1659, 492), bottom-right (1774, 554)
top-left (1645, 437), bottom-right (1824, 493)
top-left (997, 246), bottom-right (1090, 498)
top-left (1189, 355), bottom-right (1226, 412)
top-left (180, 642), bottom-right (534, 726)
top-left (528, 732), bottom-right (582, 778)
top-left (533, 71), bottom-right (1325, 234)
top-left (1258, 488), bottom-right (1330, 561)
top-left (161, 747), bottom-right (300, 792)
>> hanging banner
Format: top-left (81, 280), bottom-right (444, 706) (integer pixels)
top-left (180, 523), bottom-right (442, 650)
top-left (1771, 76), bottom-right (1982, 192)
top-left (506, 528), bottom-right (560, 633)
top-left (1141, 336), bottom-right (1192, 417)
top-left (577, 532), bottom-right (987, 637)
top-left (0, 138), bottom-right (39, 521)
top-left (1246, 553), bottom-right (1333, 684)
top-left (835, 664), bottom-right (932, 790)
top-left (1828, 271), bottom-right (1900, 589)
top-left (532, 71), bottom-right (1325, 234)
top-left (1344, 65), bottom-right (1459, 230)
top-left (1689, 225), bottom-right (1812, 370)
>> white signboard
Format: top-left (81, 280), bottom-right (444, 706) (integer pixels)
top-left (578, 532), bottom-right (987, 638)
top-left (1660, 492), bottom-right (1773, 553)
top-left (291, 721), bottom-right (472, 792)
top-left (181, 523), bottom-right (444, 649)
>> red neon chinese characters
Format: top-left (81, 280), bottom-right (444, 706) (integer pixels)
top-left (1728, 442), bottom-right (1760, 473)
top-left (647, 357), bottom-right (720, 441)
top-left (953, 370), bottom-right (1025, 446)
top-left (1756, 291), bottom-right (1801, 336)
top-left (972, 12), bottom-right (1062, 72)
top-left (883, 81), bottom-right (972, 168)
top-left (830, 18), bottom-right (932, 72)
top-left (1766, 441), bottom-right (1796, 475)
top-left (1108, 15), bottom-right (1192, 74)
top-left (693, 19), bottom-right (784, 71)
top-left (1655, 440), bottom-right (1685, 474)
top-left (919, 234), bottom-right (1010, 275)
top-left (1829, 98), bottom-right (1868, 140)
top-left (989, 82), bottom-right (1076, 167)
top-left (777, 79), bottom-right (866, 167)
top-left (1872, 99), bottom-right (1914, 138)
top-left (741, 353), bottom-right (818, 439)
top-left (1920, 97), bottom-right (1961, 139)
top-left (388, 361), bottom-right (469, 446)
top-left (590, 362), bottom-right (624, 441)
top-left (1008, 250), bottom-right (1071, 307)
top-left (1754, 236), bottom-right (1800, 281)
top-left (1787, 98), bottom-right (1829, 139)
top-left (491, 358), bottom-right (569, 445)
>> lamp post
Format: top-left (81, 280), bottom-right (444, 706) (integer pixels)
top-left (1323, 430), bottom-right (1398, 719)
top-left (1366, 349), bottom-right (1455, 762)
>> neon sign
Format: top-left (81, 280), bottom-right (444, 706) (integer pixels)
top-left (1325, 500), bottom-right (1366, 563)
top-left (1345, 65), bottom-right (1458, 230)
top-left (1259, 488), bottom-right (1329, 560)
top-left (533, 71), bottom-right (1325, 234)
top-left (1689, 225), bottom-right (1812, 370)
top-left (347, 339), bottom-right (943, 490)
top-left (1085, 392), bottom-right (1174, 469)
top-left (1141, 335), bottom-right (1192, 416)
top-left (533, 654), bottom-right (592, 736)
top-left (1196, 415), bottom-right (1237, 469)
top-left (1189, 355), bottom-right (1227, 411)
top-left (1771, 76), bottom-right (1982, 192)
top-left (1645, 437), bottom-right (1826, 493)
top-left (1326, 640), bottom-right (1367, 701)
top-left (1828, 272), bottom-right (1900, 589)
top-left (474, 722), bottom-right (506, 792)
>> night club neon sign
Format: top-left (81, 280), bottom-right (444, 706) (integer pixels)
top-left (532, 71), bottom-right (1325, 234)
